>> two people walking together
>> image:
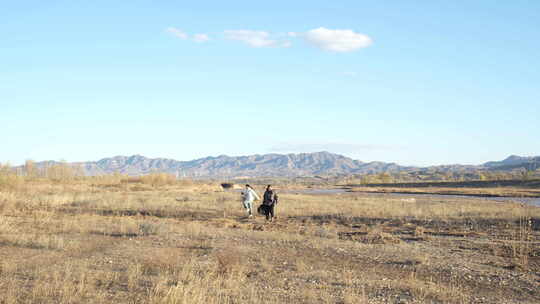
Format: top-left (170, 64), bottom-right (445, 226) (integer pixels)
top-left (241, 184), bottom-right (279, 221)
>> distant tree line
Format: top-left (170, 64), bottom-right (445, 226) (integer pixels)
top-left (338, 168), bottom-right (540, 185)
top-left (0, 160), bottom-right (186, 190)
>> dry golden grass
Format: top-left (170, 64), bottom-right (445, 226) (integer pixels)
top-left (348, 185), bottom-right (540, 198)
top-left (0, 177), bottom-right (539, 303)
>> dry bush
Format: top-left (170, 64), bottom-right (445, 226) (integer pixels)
top-left (215, 246), bottom-right (246, 277)
top-left (507, 214), bottom-right (534, 269)
top-left (90, 217), bottom-right (139, 236)
top-left (42, 163), bottom-right (84, 182)
top-left (414, 226), bottom-right (426, 238)
top-left (146, 257), bottom-right (260, 304)
top-left (8, 261), bottom-right (109, 303)
top-left (397, 271), bottom-right (469, 303)
top-left (139, 221), bottom-right (169, 236)
top-left (0, 192), bottom-right (17, 211)
top-left (0, 175), bottom-right (25, 191)
top-left (343, 287), bottom-right (368, 304)
top-left (313, 225), bottom-right (339, 239)
top-left (0, 164), bottom-right (25, 191)
top-left (295, 258), bottom-right (309, 273)
top-left (131, 184), bottom-right (154, 191)
top-left (0, 233), bottom-right (77, 251)
top-left (141, 249), bottom-right (187, 276)
top-left (363, 226), bottom-right (402, 244)
top-left (0, 215), bottom-right (79, 250)
top-left (175, 196), bottom-right (191, 202)
top-left (139, 173), bottom-right (177, 187)
top-left (126, 263), bottom-right (143, 291)
top-left (86, 217), bottom-right (170, 237)
top-left (180, 221), bottom-right (209, 239)
top-left (176, 178), bottom-right (194, 187)
top-left (87, 173), bottom-right (128, 186)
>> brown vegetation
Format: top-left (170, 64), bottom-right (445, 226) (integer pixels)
top-left (340, 170), bottom-right (540, 185)
top-left (0, 175), bottom-right (539, 303)
top-left (346, 185), bottom-right (540, 198)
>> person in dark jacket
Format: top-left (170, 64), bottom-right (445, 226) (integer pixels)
top-left (262, 185), bottom-right (278, 222)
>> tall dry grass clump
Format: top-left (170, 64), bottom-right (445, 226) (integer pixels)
top-left (134, 173), bottom-right (178, 187)
top-left (0, 163), bottom-right (25, 190)
top-left (506, 206), bottom-right (534, 269)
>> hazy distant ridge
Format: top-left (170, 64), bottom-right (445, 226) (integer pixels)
top-left (25, 152), bottom-right (540, 178)
top-left (77, 152), bottom-right (415, 177)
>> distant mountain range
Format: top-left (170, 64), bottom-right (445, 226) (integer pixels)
top-left (23, 152), bottom-right (540, 178)
top-left (484, 155), bottom-right (540, 171)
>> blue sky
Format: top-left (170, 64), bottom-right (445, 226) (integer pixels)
top-left (1, 0), bottom-right (539, 166)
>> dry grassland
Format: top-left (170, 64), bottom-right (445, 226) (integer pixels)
top-left (347, 186), bottom-right (540, 198)
top-left (0, 178), bottom-right (539, 303)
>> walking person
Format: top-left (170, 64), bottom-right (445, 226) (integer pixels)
top-left (262, 185), bottom-right (278, 222)
top-left (242, 184), bottom-right (260, 217)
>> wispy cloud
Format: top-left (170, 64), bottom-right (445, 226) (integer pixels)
top-left (165, 27), bottom-right (373, 52)
top-left (166, 27), bottom-right (188, 39)
top-left (303, 27), bottom-right (372, 52)
top-left (166, 27), bottom-right (210, 43)
top-left (223, 30), bottom-right (290, 48)
top-left (193, 33), bottom-right (210, 43)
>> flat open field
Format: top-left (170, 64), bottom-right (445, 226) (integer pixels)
top-left (1, 180), bottom-right (539, 303)
top-left (345, 186), bottom-right (540, 199)
top-left (343, 179), bottom-right (540, 198)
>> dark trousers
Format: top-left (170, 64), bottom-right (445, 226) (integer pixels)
top-left (264, 204), bottom-right (275, 220)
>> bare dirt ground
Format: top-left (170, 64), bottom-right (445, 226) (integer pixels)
top-left (0, 180), bottom-right (539, 303)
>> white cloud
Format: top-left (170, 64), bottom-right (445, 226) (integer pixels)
top-left (166, 27), bottom-right (211, 43)
top-left (304, 27), bottom-right (372, 52)
top-left (165, 27), bottom-right (373, 52)
top-left (166, 27), bottom-right (188, 39)
top-left (224, 30), bottom-right (290, 48)
top-left (193, 33), bottom-right (210, 43)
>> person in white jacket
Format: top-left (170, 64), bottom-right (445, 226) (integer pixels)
top-left (242, 184), bottom-right (260, 217)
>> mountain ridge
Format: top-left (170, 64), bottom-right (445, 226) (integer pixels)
top-left (19, 152), bottom-right (540, 178)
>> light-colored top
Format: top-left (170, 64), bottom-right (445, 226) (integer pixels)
top-left (244, 187), bottom-right (260, 202)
